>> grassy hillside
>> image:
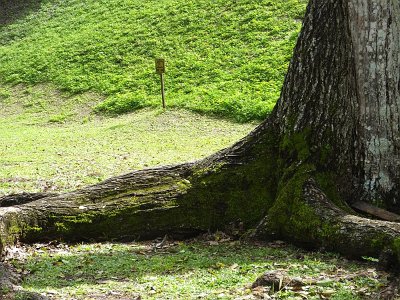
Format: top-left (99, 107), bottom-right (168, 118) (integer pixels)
top-left (0, 0), bottom-right (306, 122)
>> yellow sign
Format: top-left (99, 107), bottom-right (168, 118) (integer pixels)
top-left (155, 58), bottom-right (165, 74)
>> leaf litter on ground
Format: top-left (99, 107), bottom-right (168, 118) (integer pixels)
top-left (2, 233), bottom-right (397, 299)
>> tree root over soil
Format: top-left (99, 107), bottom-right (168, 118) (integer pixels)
top-left (256, 177), bottom-right (400, 272)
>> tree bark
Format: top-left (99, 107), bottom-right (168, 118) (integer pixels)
top-left (275, 0), bottom-right (400, 210)
top-left (2, 0), bottom-right (400, 268)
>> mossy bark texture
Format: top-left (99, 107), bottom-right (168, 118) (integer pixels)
top-left (2, 0), bottom-right (400, 268)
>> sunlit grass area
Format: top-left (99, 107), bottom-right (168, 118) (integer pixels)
top-left (0, 83), bottom-right (255, 195)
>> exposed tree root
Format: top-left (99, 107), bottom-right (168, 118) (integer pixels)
top-left (0, 120), bottom-right (277, 253)
top-left (257, 177), bottom-right (400, 272)
top-left (350, 201), bottom-right (400, 222)
top-left (0, 124), bottom-right (400, 272)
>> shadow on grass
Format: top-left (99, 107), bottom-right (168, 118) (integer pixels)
top-left (21, 242), bottom-right (304, 290)
top-left (0, 0), bottom-right (44, 25)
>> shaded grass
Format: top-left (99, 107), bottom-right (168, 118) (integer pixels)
top-left (0, 0), bottom-right (44, 25)
top-left (9, 240), bottom-right (386, 299)
top-left (0, 0), bottom-right (307, 122)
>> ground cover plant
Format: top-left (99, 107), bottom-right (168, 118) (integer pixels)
top-left (0, 0), bottom-right (306, 122)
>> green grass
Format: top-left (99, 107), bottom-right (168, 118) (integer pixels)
top-left (0, 0), bottom-right (306, 122)
top-left (8, 239), bottom-right (386, 299)
top-left (0, 83), bottom-right (255, 196)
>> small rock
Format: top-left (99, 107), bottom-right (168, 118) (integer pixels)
top-left (252, 271), bottom-right (287, 291)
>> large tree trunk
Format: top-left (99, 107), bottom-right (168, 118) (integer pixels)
top-left (2, 0), bottom-right (400, 268)
top-left (275, 0), bottom-right (400, 210)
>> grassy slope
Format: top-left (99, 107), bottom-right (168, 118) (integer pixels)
top-left (0, 0), bottom-right (306, 122)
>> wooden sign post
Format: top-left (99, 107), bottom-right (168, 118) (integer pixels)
top-left (155, 58), bottom-right (166, 109)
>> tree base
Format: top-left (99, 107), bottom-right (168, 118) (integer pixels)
top-left (256, 171), bottom-right (400, 272)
